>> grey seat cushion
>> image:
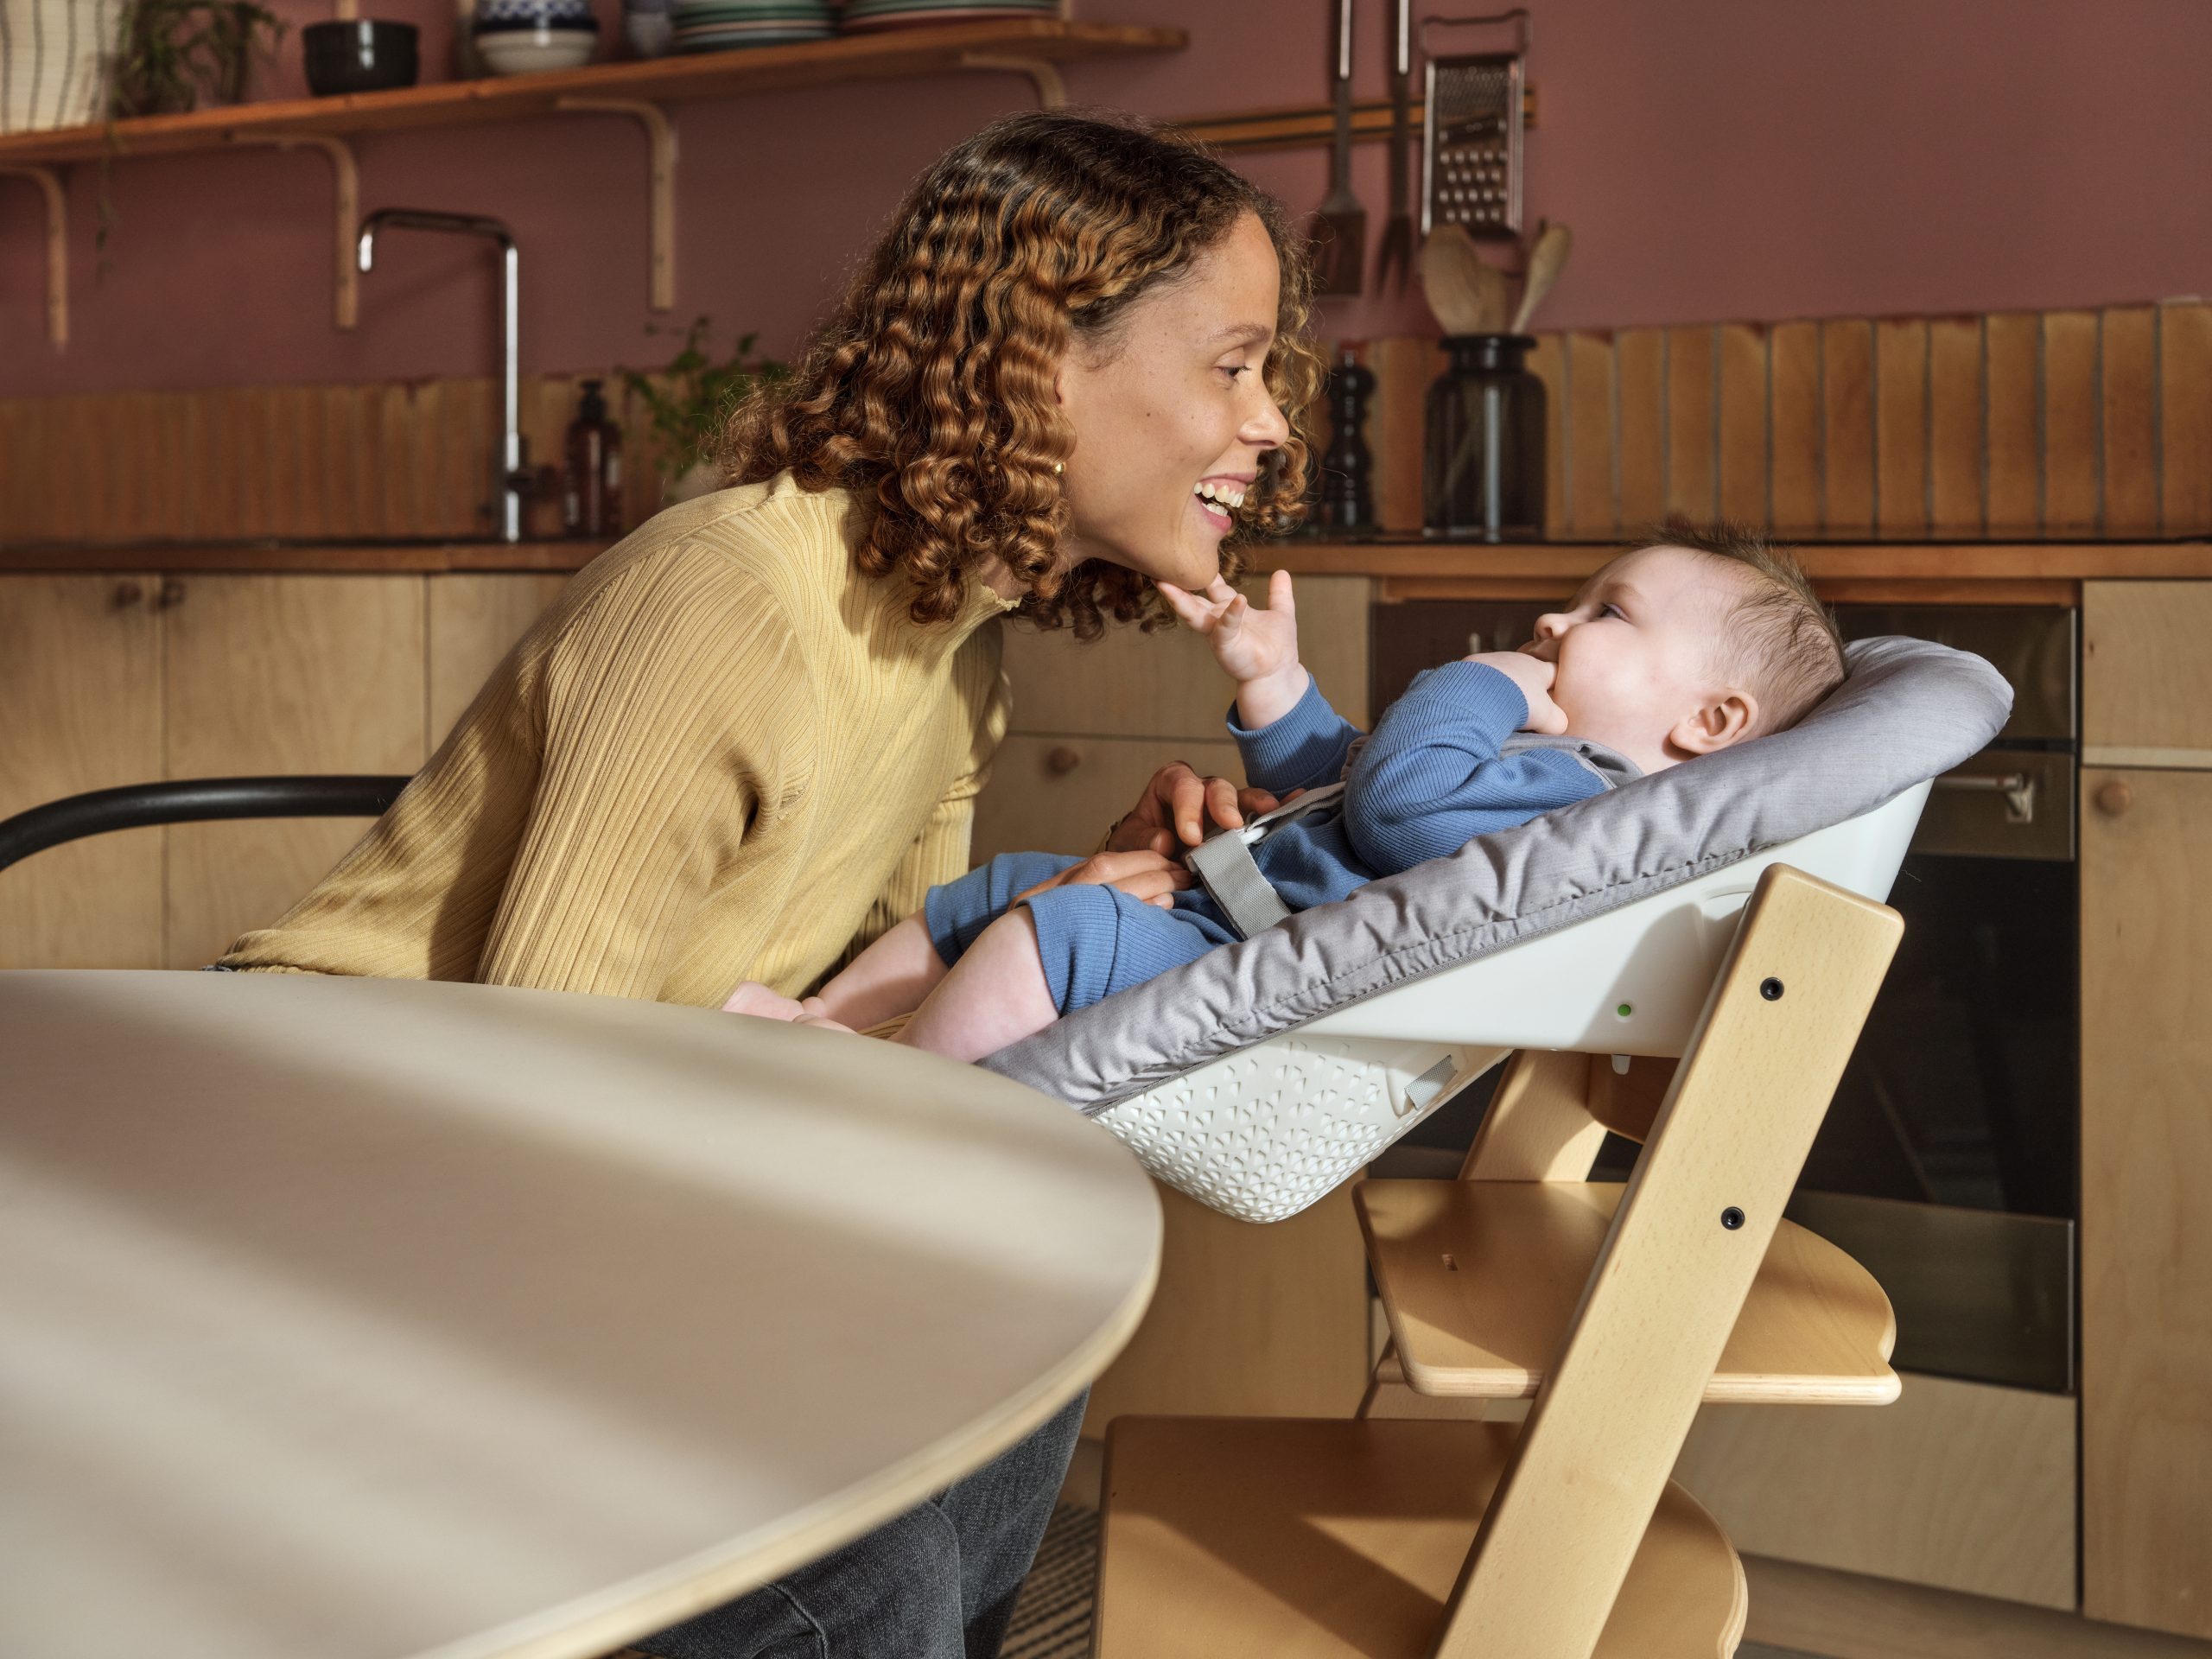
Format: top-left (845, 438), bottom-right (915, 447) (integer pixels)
top-left (985, 636), bottom-right (2012, 1113)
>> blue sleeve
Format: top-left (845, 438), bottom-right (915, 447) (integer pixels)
top-left (1342, 660), bottom-right (1608, 875)
top-left (1226, 673), bottom-right (1366, 796)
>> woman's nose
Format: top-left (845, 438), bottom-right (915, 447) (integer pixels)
top-left (1243, 386), bottom-right (1292, 447)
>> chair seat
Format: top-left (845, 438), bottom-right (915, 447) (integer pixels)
top-left (1096, 1416), bottom-right (1745, 1659)
top-left (1360, 1180), bottom-right (1899, 1404)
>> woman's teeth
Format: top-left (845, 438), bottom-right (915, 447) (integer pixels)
top-left (1193, 481), bottom-right (1247, 510)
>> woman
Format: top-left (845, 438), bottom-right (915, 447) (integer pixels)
top-left (219, 110), bottom-right (1321, 1656)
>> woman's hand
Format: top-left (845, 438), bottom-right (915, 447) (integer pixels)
top-left (1014, 849), bottom-right (1194, 910)
top-left (1108, 760), bottom-right (1280, 854)
top-left (1157, 570), bottom-right (1310, 729)
top-left (1469, 650), bottom-right (1570, 735)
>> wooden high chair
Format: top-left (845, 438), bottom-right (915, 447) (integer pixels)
top-left (1093, 863), bottom-right (1905, 1657)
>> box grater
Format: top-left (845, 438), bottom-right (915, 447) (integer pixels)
top-left (1421, 10), bottom-right (1528, 239)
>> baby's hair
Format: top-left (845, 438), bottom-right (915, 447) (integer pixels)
top-left (1618, 521), bottom-right (1847, 735)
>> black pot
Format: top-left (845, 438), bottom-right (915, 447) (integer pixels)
top-left (302, 20), bottom-right (420, 97)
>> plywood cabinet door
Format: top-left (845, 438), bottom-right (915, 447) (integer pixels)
top-left (426, 574), bottom-right (570, 748)
top-left (2081, 764), bottom-right (2212, 1638)
top-left (162, 575), bottom-right (427, 969)
top-left (0, 576), bottom-right (163, 968)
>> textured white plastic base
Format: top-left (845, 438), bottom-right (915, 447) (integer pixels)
top-left (1096, 784), bottom-right (1929, 1222)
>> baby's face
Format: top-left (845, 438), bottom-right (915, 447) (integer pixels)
top-left (1518, 546), bottom-right (1738, 766)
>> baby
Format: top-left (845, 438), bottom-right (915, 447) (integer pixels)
top-left (726, 529), bottom-right (1847, 1062)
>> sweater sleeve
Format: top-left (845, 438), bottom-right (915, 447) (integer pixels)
top-left (1226, 673), bottom-right (1367, 795)
top-left (219, 549), bottom-right (814, 1000)
top-left (842, 656), bottom-right (1012, 968)
top-left (472, 556), bottom-right (814, 1000)
top-left (1343, 660), bottom-right (1608, 875)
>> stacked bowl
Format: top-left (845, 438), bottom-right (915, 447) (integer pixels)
top-left (672, 0), bottom-right (834, 52)
top-left (840, 0), bottom-right (1056, 32)
top-left (474, 0), bottom-right (599, 73)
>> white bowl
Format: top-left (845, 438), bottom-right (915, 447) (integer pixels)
top-left (476, 26), bottom-right (598, 73)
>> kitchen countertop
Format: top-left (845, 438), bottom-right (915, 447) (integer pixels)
top-left (4, 535), bottom-right (2208, 595)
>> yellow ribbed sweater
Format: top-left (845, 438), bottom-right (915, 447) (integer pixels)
top-left (219, 474), bottom-right (1014, 1006)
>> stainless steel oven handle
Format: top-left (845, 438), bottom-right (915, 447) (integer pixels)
top-left (1933, 770), bottom-right (2037, 824)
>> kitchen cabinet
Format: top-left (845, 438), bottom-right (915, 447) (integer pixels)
top-left (0, 575), bottom-right (163, 967)
top-left (0, 571), bottom-right (566, 971)
top-left (2079, 582), bottom-right (2212, 1640)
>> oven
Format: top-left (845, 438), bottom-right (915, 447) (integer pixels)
top-left (1371, 600), bottom-right (2080, 1395)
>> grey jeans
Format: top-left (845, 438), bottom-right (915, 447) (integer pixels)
top-left (632, 1389), bottom-right (1087, 1659)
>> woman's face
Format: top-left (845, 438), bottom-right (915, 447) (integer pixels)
top-left (1054, 212), bottom-right (1293, 589)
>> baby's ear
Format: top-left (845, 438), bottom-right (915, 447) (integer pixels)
top-left (1670, 690), bottom-right (1758, 756)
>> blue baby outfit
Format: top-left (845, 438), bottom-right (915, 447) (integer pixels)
top-left (925, 660), bottom-right (1630, 1014)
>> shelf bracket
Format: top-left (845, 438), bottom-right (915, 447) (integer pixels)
top-left (228, 132), bottom-right (360, 329)
top-left (959, 54), bottom-right (1068, 111)
top-left (556, 97), bottom-right (677, 312)
top-left (0, 164), bottom-right (70, 349)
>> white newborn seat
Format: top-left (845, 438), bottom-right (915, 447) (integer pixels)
top-left (985, 637), bottom-right (2011, 1224)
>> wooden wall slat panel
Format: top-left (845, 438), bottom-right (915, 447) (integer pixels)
top-left (1985, 312), bottom-right (2042, 535)
top-left (2043, 310), bottom-right (2101, 532)
top-left (2164, 302), bottom-right (2212, 535)
top-left (1821, 320), bottom-right (1875, 535)
top-left (8, 301), bottom-right (2210, 547)
top-left (1875, 318), bottom-right (1930, 538)
top-left (1524, 333), bottom-right (1567, 537)
top-left (1613, 328), bottom-right (1667, 530)
top-left (1716, 323), bottom-right (1768, 524)
top-left (1928, 316), bottom-right (1984, 536)
top-left (2100, 306), bottom-right (2158, 535)
top-left (1565, 331), bottom-right (1618, 536)
top-left (1665, 325), bottom-right (1716, 522)
top-left (1768, 321), bottom-right (1822, 532)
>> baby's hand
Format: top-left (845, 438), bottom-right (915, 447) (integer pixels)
top-left (1160, 569), bottom-right (1301, 685)
top-left (1159, 569), bottom-right (1308, 728)
top-left (1466, 651), bottom-right (1569, 735)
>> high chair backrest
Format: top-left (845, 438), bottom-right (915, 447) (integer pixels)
top-left (1420, 861), bottom-right (1902, 1656)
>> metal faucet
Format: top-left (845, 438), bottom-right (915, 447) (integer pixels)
top-left (356, 209), bottom-right (530, 543)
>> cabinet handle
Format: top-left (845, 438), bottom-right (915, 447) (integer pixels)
top-left (1046, 745), bottom-right (1083, 777)
top-left (109, 581), bottom-right (143, 610)
top-left (2094, 779), bottom-right (2133, 817)
top-left (154, 578), bottom-right (187, 612)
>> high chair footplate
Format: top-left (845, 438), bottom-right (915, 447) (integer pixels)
top-left (1096, 1415), bottom-right (1746, 1659)
top-left (1359, 1179), bottom-right (1900, 1403)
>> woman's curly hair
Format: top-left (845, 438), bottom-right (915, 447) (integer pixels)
top-left (718, 109), bottom-right (1324, 637)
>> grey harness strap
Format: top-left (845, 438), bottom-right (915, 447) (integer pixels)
top-left (1183, 734), bottom-right (1641, 942)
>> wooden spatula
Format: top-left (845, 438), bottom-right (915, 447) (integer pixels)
top-left (1510, 221), bottom-right (1573, 334)
top-left (1310, 0), bottom-right (1365, 296)
top-left (1421, 224), bottom-right (1509, 335)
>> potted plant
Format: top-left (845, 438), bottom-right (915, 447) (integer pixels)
top-left (109, 0), bottom-right (285, 116)
top-left (623, 316), bottom-right (787, 506)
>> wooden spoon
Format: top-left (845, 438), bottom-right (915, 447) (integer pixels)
top-left (1421, 225), bottom-right (1511, 337)
top-left (1510, 221), bottom-right (1573, 334)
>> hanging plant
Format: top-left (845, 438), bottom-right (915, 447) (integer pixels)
top-left (109, 0), bottom-right (286, 117)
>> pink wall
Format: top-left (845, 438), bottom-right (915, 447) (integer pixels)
top-left (3, 0), bottom-right (2208, 397)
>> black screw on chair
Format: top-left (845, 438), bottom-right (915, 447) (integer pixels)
top-left (0, 778), bottom-right (412, 874)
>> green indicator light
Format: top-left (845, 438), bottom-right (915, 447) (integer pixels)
top-left (1616, 1003), bottom-right (1633, 1018)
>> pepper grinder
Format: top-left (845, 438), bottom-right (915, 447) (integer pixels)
top-left (1313, 344), bottom-right (1377, 533)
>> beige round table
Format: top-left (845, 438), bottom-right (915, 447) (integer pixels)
top-left (0, 969), bottom-right (1159, 1659)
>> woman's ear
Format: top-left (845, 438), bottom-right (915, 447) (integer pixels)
top-left (1669, 690), bottom-right (1758, 755)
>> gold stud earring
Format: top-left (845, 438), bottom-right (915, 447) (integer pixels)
top-left (1052, 461), bottom-right (1065, 475)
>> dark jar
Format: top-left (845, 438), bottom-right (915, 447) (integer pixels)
top-left (1422, 334), bottom-right (1546, 541)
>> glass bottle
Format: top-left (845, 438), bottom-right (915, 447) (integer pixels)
top-left (563, 378), bottom-right (625, 538)
top-left (1423, 334), bottom-right (1545, 541)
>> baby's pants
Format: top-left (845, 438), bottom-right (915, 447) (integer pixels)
top-left (924, 852), bottom-right (1240, 1014)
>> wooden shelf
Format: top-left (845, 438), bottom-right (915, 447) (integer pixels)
top-left (1359, 1179), bottom-right (1901, 1406)
top-left (0, 19), bottom-right (1183, 167)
